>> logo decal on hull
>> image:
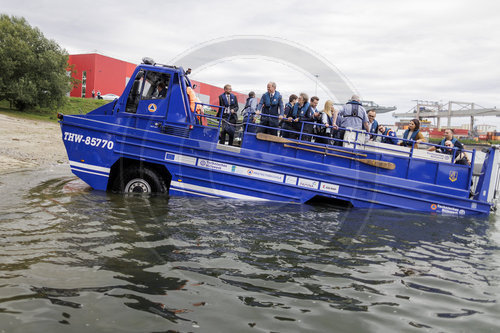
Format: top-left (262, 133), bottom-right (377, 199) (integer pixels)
top-left (449, 171), bottom-right (458, 182)
top-left (148, 103), bottom-right (157, 112)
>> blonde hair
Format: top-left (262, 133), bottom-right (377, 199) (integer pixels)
top-left (323, 100), bottom-right (334, 117)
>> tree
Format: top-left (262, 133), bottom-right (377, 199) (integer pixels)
top-left (0, 15), bottom-right (74, 110)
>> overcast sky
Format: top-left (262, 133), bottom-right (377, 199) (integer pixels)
top-left (2, 0), bottom-right (499, 126)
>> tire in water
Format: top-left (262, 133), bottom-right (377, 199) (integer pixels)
top-left (113, 166), bottom-right (167, 194)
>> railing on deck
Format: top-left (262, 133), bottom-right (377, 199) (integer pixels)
top-left (193, 102), bottom-right (224, 130)
top-left (190, 106), bottom-right (476, 191)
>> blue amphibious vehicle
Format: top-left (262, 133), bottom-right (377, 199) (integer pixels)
top-left (59, 59), bottom-right (500, 215)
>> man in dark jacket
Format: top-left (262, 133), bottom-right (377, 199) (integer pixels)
top-left (367, 109), bottom-right (378, 140)
top-left (217, 84), bottom-right (239, 145)
top-left (301, 96), bottom-right (319, 141)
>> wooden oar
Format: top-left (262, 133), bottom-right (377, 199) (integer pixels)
top-left (284, 144), bottom-right (396, 170)
top-left (256, 132), bottom-right (367, 157)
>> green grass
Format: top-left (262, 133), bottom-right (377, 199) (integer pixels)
top-left (0, 97), bottom-right (110, 122)
top-left (428, 137), bottom-right (495, 145)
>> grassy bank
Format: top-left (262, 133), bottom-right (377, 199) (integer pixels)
top-left (428, 138), bottom-right (496, 146)
top-left (0, 97), bottom-right (110, 122)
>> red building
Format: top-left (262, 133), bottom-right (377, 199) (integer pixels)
top-left (68, 53), bottom-right (248, 108)
top-left (68, 53), bottom-right (136, 98)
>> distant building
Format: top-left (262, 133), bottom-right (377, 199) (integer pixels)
top-left (67, 53), bottom-right (247, 108)
top-left (460, 123), bottom-right (496, 133)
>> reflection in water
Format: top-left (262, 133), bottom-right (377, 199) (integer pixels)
top-left (0, 166), bottom-right (499, 332)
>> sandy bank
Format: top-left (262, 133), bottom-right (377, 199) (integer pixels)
top-left (0, 114), bottom-right (67, 174)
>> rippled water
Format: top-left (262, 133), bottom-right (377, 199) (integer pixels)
top-left (1, 165), bottom-right (500, 332)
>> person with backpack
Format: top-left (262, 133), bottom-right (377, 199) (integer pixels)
top-left (332, 95), bottom-right (369, 145)
top-left (241, 91), bottom-right (258, 136)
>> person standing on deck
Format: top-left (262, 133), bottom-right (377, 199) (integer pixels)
top-left (281, 94), bottom-right (298, 138)
top-left (288, 93), bottom-right (310, 140)
top-left (301, 96), bottom-right (319, 142)
top-left (315, 100), bottom-right (335, 144)
top-left (217, 84), bottom-right (239, 145)
top-left (367, 109), bottom-right (378, 140)
top-left (241, 91), bottom-right (258, 136)
top-left (256, 82), bottom-right (284, 136)
top-left (332, 94), bottom-right (369, 144)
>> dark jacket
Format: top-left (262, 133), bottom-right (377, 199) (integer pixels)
top-left (217, 93), bottom-right (239, 124)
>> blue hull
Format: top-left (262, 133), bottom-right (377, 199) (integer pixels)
top-left (60, 115), bottom-right (495, 216)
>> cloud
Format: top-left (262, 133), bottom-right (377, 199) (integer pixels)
top-left (2, 0), bottom-right (499, 126)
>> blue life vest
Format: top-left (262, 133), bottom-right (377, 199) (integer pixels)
top-left (402, 129), bottom-right (420, 146)
top-left (261, 91), bottom-right (281, 115)
top-left (381, 128), bottom-right (397, 144)
top-left (370, 120), bottom-right (379, 134)
top-left (293, 102), bottom-right (310, 118)
top-left (261, 91), bottom-right (281, 106)
top-left (300, 105), bottom-right (314, 121)
top-left (440, 137), bottom-right (457, 146)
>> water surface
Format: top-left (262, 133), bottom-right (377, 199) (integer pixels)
top-left (0, 165), bottom-right (499, 332)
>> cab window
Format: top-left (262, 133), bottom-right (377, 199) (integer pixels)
top-left (141, 71), bottom-right (170, 100)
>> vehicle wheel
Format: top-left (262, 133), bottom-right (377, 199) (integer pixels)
top-left (113, 166), bottom-right (168, 194)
